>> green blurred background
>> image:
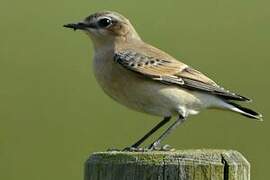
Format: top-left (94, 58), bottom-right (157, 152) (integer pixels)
top-left (0, 0), bottom-right (269, 179)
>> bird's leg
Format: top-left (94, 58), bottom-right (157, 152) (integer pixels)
top-left (148, 115), bottom-right (186, 150)
top-left (123, 117), bottom-right (171, 151)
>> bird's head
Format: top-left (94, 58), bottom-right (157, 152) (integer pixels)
top-left (64, 11), bottom-right (141, 48)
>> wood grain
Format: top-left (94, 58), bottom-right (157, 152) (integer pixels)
top-left (84, 149), bottom-right (250, 180)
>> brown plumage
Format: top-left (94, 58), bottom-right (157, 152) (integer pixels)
top-left (64, 11), bottom-right (262, 150)
top-left (114, 44), bottom-right (250, 101)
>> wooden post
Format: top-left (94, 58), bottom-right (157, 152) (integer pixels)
top-left (84, 149), bottom-right (250, 180)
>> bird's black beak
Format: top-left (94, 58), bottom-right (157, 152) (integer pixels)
top-left (63, 22), bottom-right (96, 31)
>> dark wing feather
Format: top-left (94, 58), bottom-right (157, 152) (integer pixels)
top-left (114, 50), bottom-right (250, 101)
top-left (181, 78), bottom-right (250, 101)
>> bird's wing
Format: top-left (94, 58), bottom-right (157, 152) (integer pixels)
top-left (114, 50), bottom-right (250, 101)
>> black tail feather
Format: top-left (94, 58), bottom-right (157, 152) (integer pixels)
top-left (228, 102), bottom-right (263, 120)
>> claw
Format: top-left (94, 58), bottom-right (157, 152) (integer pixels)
top-left (148, 144), bottom-right (175, 151)
top-left (160, 144), bottom-right (175, 151)
top-left (123, 146), bottom-right (150, 152)
top-left (148, 141), bottom-right (159, 150)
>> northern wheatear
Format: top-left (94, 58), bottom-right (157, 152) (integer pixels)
top-left (64, 11), bottom-right (262, 150)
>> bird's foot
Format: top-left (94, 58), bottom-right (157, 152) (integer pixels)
top-left (122, 146), bottom-right (150, 152)
top-left (107, 146), bottom-right (149, 152)
top-left (148, 144), bottom-right (175, 152)
top-left (160, 144), bottom-right (175, 151)
top-left (107, 144), bottom-right (175, 152)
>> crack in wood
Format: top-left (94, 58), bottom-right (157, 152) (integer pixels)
top-left (85, 150), bottom-right (250, 180)
top-left (221, 154), bottom-right (229, 180)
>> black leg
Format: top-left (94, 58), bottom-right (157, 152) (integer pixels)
top-left (148, 115), bottom-right (186, 150)
top-left (130, 116), bottom-right (171, 148)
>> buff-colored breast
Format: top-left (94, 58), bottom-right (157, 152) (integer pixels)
top-left (92, 46), bottom-right (216, 117)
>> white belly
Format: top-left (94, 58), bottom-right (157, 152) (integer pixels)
top-left (93, 53), bottom-right (220, 117)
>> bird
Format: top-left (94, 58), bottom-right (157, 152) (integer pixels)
top-left (64, 11), bottom-right (262, 151)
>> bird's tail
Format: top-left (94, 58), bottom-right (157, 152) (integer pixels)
top-left (227, 102), bottom-right (263, 121)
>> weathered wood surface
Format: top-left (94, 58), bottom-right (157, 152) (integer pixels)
top-left (85, 149), bottom-right (250, 180)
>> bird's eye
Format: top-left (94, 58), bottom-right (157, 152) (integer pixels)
top-left (97, 18), bottom-right (112, 28)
